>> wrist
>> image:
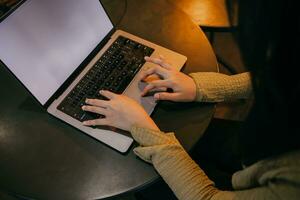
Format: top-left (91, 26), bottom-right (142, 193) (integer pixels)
top-left (187, 75), bottom-right (197, 101)
top-left (188, 74), bottom-right (204, 102)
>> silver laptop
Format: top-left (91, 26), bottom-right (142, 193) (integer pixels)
top-left (0, 0), bottom-right (187, 153)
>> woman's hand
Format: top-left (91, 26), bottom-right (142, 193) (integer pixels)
top-left (141, 56), bottom-right (197, 102)
top-left (82, 90), bottom-right (159, 131)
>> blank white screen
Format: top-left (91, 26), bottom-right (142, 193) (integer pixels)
top-left (0, 0), bottom-right (113, 104)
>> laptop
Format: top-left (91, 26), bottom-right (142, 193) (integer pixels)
top-left (0, 0), bottom-right (187, 153)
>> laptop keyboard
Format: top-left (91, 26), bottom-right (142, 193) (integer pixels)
top-left (57, 36), bottom-right (154, 122)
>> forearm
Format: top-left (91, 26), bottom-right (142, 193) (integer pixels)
top-left (131, 125), bottom-right (286, 200)
top-left (149, 145), bottom-right (234, 200)
top-left (131, 126), bottom-right (234, 200)
top-left (189, 72), bottom-right (252, 102)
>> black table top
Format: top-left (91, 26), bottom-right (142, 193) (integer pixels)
top-left (0, 0), bottom-right (217, 199)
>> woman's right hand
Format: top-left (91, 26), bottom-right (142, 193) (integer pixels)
top-left (140, 56), bottom-right (197, 102)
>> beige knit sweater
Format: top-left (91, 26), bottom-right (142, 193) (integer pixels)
top-left (130, 72), bottom-right (300, 200)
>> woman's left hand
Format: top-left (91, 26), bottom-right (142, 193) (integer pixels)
top-left (82, 90), bottom-right (159, 131)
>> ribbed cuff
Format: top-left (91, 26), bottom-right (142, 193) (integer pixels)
top-left (130, 124), bottom-right (176, 147)
top-left (189, 73), bottom-right (205, 102)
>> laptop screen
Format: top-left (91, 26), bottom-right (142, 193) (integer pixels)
top-left (0, 0), bottom-right (113, 105)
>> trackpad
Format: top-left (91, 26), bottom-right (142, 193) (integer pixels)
top-left (124, 77), bottom-right (157, 114)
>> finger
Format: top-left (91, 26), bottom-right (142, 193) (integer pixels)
top-left (82, 105), bottom-right (108, 115)
top-left (158, 55), bottom-right (172, 70)
top-left (139, 69), bottom-right (161, 82)
top-left (141, 80), bottom-right (171, 96)
top-left (140, 65), bottom-right (170, 80)
top-left (100, 90), bottom-right (117, 100)
top-left (83, 118), bottom-right (109, 126)
top-left (145, 56), bottom-right (163, 65)
top-left (159, 54), bottom-right (165, 60)
top-left (141, 84), bottom-right (156, 96)
top-left (152, 87), bottom-right (168, 92)
top-left (141, 87), bottom-right (167, 97)
top-left (85, 98), bottom-right (108, 108)
top-left (141, 80), bottom-right (170, 96)
top-left (154, 92), bottom-right (180, 101)
top-left (145, 56), bottom-right (172, 69)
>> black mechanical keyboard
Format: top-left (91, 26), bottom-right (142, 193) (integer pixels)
top-left (57, 36), bottom-right (154, 122)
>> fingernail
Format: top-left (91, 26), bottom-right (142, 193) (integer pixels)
top-left (85, 99), bottom-right (89, 103)
top-left (154, 94), bottom-right (159, 99)
top-left (82, 106), bottom-right (85, 110)
top-left (83, 121), bottom-right (88, 125)
top-left (99, 90), bottom-right (103, 94)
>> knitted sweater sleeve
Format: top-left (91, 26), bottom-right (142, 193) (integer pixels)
top-left (189, 72), bottom-right (252, 102)
top-left (130, 126), bottom-right (287, 200)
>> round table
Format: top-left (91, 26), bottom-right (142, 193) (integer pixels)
top-left (0, 0), bottom-right (217, 199)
